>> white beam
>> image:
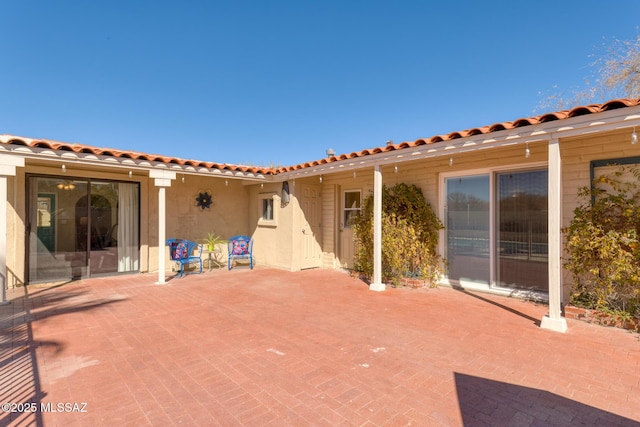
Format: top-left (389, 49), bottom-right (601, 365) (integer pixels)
top-left (0, 155), bottom-right (25, 170)
top-left (0, 176), bottom-right (8, 305)
top-left (541, 138), bottom-right (568, 332)
top-left (149, 169), bottom-right (176, 180)
top-left (0, 156), bottom-right (23, 305)
top-left (369, 165), bottom-right (385, 291)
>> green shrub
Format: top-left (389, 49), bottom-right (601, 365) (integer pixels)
top-left (564, 166), bottom-right (640, 319)
top-left (352, 183), bottom-right (444, 287)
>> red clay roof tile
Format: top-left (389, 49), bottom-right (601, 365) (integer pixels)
top-left (2, 98), bottom-right (640, 176)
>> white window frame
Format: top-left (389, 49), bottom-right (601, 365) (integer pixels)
top-left (342, 189), bottom-right (362, 229)
top-left (258, 192), bottom-right (279, 227)
top-left (438, 161), bottom-right (547, 289)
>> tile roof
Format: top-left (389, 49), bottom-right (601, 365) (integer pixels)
top-left (0, 134), bottom-right (274, 175)
top-left (2, 98), bottom-right (640, 176)
top-left (274, 98), bottom-right (640, 173)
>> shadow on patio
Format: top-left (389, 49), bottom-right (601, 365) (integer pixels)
top-left (1, 268), bottom-right (638, 425)
top-left (452, 285), bottom-right (542, 326)
top-left (455, 372), bottom-right (638, 426)
top-left (0, 284), bottom-right (126, 427)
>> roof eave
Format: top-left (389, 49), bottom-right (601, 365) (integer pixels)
top-left (276, 104), bottom-right (640, 180)
top-left (0, 140), bottom-right (270, 182)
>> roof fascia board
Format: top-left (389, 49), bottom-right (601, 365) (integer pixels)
top-left (278, 106), bottom-right (640, 180)
top-left (4, 103), bottom-right (640, 183)
top-left (0, 144), bottom-right (268, 182)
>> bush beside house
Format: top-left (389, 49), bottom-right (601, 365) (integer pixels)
top-left (352, 183), bottom-right (444, 287)
top-left (564, 166), bottom-right (640, 329)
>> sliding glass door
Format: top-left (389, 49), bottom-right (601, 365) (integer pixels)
top-left (496, 170), bottom-right (548, 292)
top-left (30, 177), bottom-right (89, 281)
top-left (444, 168), bottom-right (548, 293)
top-left (445, 175), bottom-right (490, 285)
top-left (28, 176), bottom-right (140, 283)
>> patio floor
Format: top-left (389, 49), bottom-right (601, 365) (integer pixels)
top-left (1, 267), bottom-right (639, 426)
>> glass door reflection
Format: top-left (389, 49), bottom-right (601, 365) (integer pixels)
top-left (496, 170), bottom-right (548, 292)
top-left (445, 175), bottom-right (490, 285)
top-left (29, 177), bottom-right (89, 282)
top-left (28, 177), bottom-right (140, 283)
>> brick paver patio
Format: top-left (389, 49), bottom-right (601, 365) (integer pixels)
top-left (1, 267), bottom-right (639, 426)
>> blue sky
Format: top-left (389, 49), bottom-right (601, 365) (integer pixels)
top-left (1, 1), bottom-right (639, 167)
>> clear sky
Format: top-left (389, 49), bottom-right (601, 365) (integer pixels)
top-left (2, 1), bottom-right (639, 167)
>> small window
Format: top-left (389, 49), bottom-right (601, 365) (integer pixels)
top-left (258, 193), bottom-right (278, 227)
top-left (343, 190), bottom-right (361, 228)
top-left (262, 198), bottom-right (274, 221)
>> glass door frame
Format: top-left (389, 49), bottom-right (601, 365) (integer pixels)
top-left (439, 161), bottom-right (547, 290)
top-left (495, 169), bottom-right (549, 291)
top-left (443, 173), bottom-right (492, 286)
top-left (26, 173), bottom-right (141, 284)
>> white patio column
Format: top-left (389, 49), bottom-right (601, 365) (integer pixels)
top-left (0, 155), bottom-right (25, 305)
top-left (369, 164), bottom-right (385, 291)
top-left (149, 170), bottom-right (176, 284)
top-left (541, 138), bottom-right (568, 332)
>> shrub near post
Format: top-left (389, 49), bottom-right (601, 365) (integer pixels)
top-left (564, 166), bottom-right (640, 325)
top-left (352, 183), bottom-right (444, 287)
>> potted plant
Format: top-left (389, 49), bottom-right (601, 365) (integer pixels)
top-left (204, 232), bottom-right (225, 252)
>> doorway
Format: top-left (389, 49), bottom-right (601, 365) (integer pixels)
top-left (445, 175), bottom-right (491, 285)
top-left (496, 170), bottom-right (548, 292)
top-left (443, 168), bottom-right (548, 292)
top-left (28, 176), bottom-right (140, 283)
top-left (299, 183), bottom-right (322, 269)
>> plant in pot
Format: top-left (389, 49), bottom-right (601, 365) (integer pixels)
top-left (204, 232), bottom-right (226, 252)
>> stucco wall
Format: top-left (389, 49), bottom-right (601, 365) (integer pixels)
top-left (149, 176), bottom-right (250, 273)
top-left (247, 181), bottom-right (296, 270)
top-left (560, 129), bottom-right (635, 225)
top-left (245, 177), bottom-right (326, 271)
top-left (163, 176), bottom-right (249, 241)
top-left (559, 129), bottom-right (638, 298)
top-left (318, 142), bottom-right (549, 271)
top-left (318, 132), bottom-right (639, 301)
top-left (10, 164), bottom-right (251, 283)
top-left (9, 128), bottom-right (637, 290)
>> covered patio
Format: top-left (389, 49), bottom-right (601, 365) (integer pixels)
top-left (1, 268), bottom-right (639, 426)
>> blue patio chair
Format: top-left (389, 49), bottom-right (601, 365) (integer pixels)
top-left (166, 239), bottom-right (203, 277)
top-left (227, 235), bottom-right (253, 270)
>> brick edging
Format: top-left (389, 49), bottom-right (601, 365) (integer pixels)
top-left (564, 305), bottom-right (639, 331)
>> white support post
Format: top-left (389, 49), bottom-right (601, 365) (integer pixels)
top-left (0, 176), bottom-right (8, 305)
top-left (370, 164), bottom-right (385, 291)
top-left (541, 138), bottom-right (568, 332)
top-left (0, 155), bottom-right (24, 305)
top-left (157, 186), bottom-right (167, 284)
top-left (149, 170), bottom-right (176, 285)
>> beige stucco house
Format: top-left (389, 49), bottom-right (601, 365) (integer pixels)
top-left (2, 97), bottom-right (640, 332)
